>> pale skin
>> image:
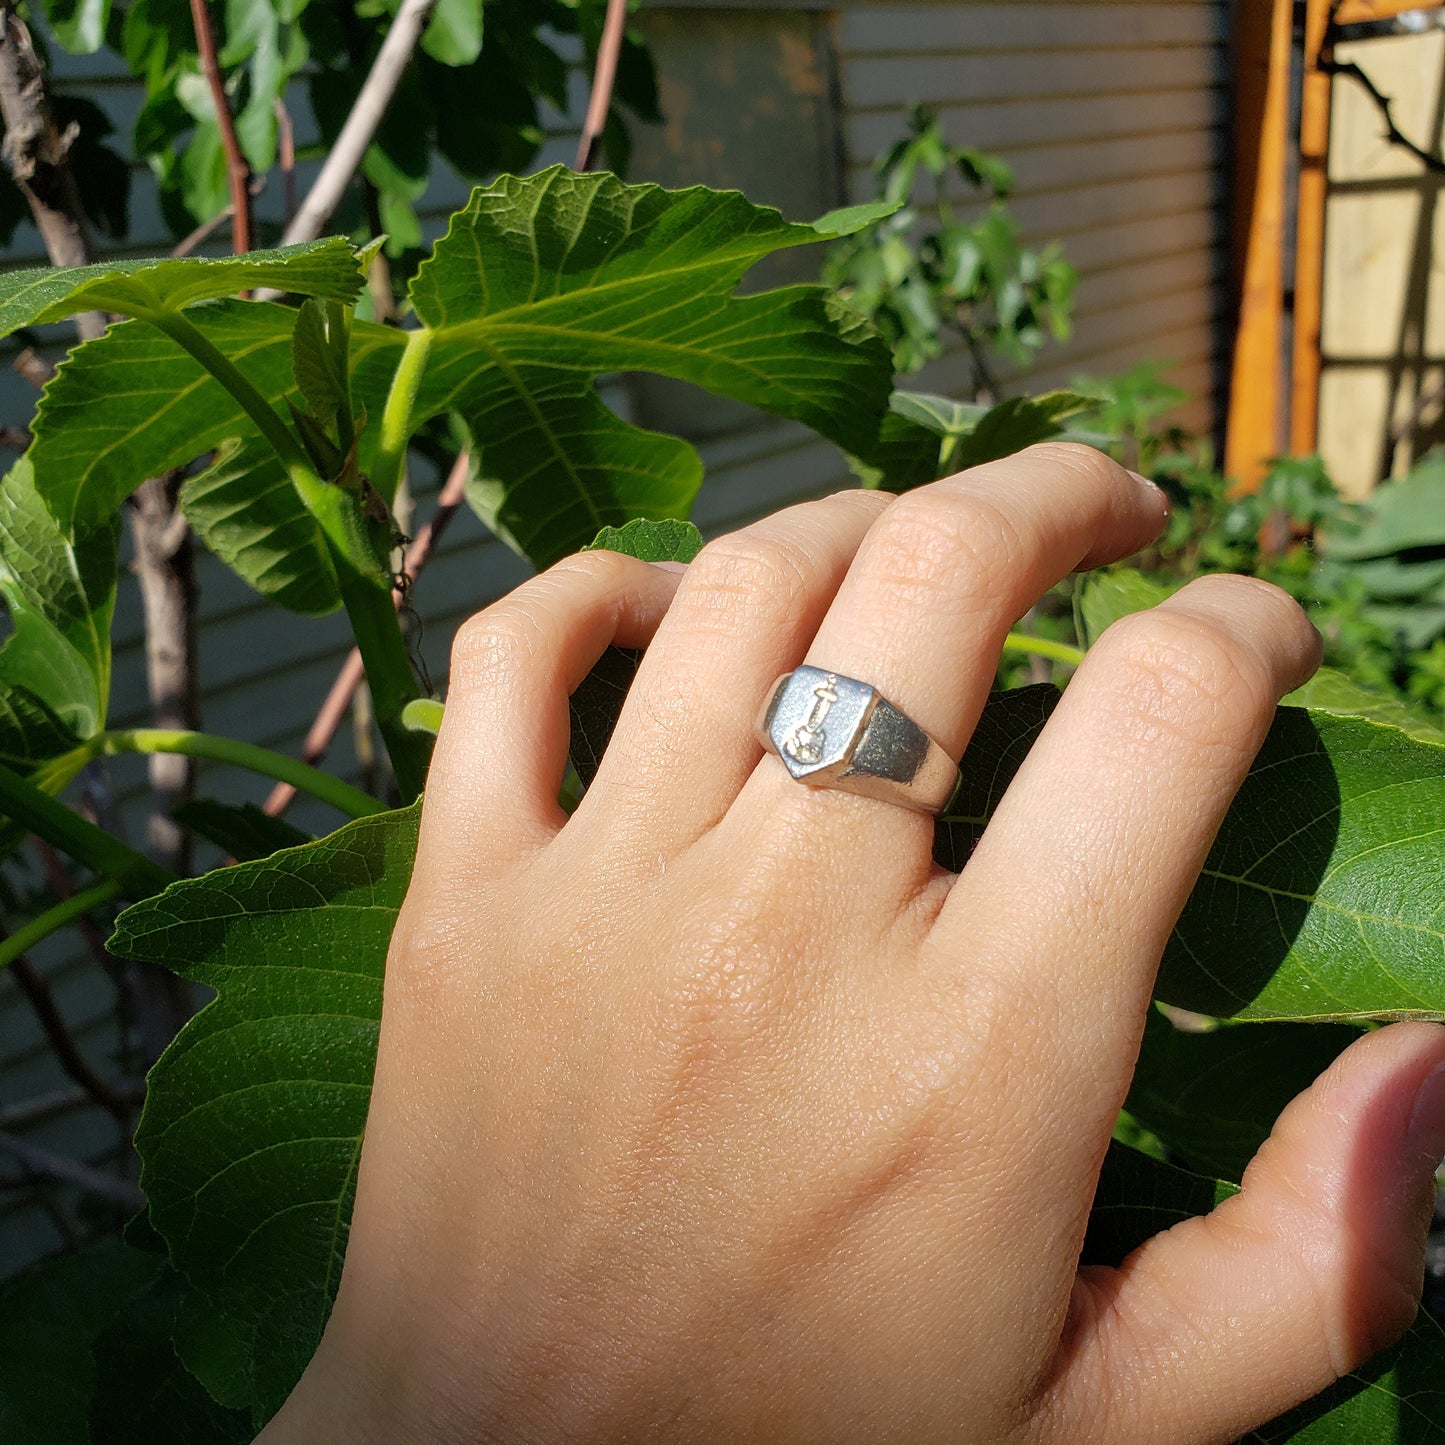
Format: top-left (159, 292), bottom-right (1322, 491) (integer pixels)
top-left (261, 444), bottom-right (1445, 1443)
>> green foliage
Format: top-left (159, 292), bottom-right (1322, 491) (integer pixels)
top-left (110, 804), bottom-right (419, 1423)
top-left (0, 146), bottom-right (1443, 1436)
top-left (11, 0), bottom-right (659, 256)
top-left (823, 105), bottom-right (1076, 390)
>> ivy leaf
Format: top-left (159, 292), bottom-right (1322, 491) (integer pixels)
top-left (584, 517), bottom-right (704, 564)
top-left (0, 457), bottom-right (118, 769)
top-left (0, 1240), bottom-right (161, 1444)
top-left (1284, 666), bottom-right (1444, 746)
top-left (31, 300), bottom-right (404, 595)
top-left (110, 805), bottom-right (420, 1423)
top-left (1124, 1008), bottom-right (1360, 1181)
top-left (408, 168), bottom-right (895, 565)
top-left (0, 237), bottom-right (365, 338)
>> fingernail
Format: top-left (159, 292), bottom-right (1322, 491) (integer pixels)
top-left (1128, 468), bottom-right (1165, 497)
top-left (650, 560), bottom-right (687, 574)
top-left (1406, 1064), bottom-right (1445, 1171)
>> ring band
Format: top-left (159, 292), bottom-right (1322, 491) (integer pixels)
top-left (755, 666), bottom-right (961, 815)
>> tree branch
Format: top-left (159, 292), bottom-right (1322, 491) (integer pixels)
top-left (280, 0), bottom-right (439, 245)
top-left (188, 0), bottom-right (253, 252)
top-left (0, 2), bottom-right (102, 337)
top-left (575, 0), bottom-right (630, 173)
top-left (1321, 56), bottom-right (1445, 174)
top-left (0, 1131), bottom-right (144, 1211)
top-left (5, 951), bottom-right (133, 1122)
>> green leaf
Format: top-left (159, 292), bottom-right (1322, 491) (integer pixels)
top-left (421, 0), bottom-right (484, 66)
top-left (170, 798), bottom-right (313, 862)
top-left (935, 692), bottom-right (1445, 1023)
top-left (1124, 1008), bottom-right (1360, 1181)
top-left (0, 1240), bottom-right (162, 1445)
top-left (1159, 710), bottom-right (1445, 1021)
top-left (45, 0), bottom-right (112, 53)
top-left (1284, 667), bottom-right (1445, 746)
top-left (569, 645), bottom-right (642, 790)
top-left (179, 439), bottom-right (342, 616)
top-left (408, 168), bottom-right (894, 566)
top-left (0, 457), bottom-right (119, 768)
top-left (1074, 568), bottom-right (1175, 649)
top-left (32, 300), bottom-right (404, 589)
top-left (290, 298), bottom-right (350, 433)
top-left (944, 390), bottom-right (1099, 472)
top-left (0, 237), bottom-right (365, 338)
top-left (89, 1267), bottom-right (252, 1444)
top-left (400, 697), bottom-right (445, 735)
top-left (1320, 453), bottom-right (1445, 561)
top-left (111, 805), bottom-right (420, 1422)
top-left (1081, 1141), bottom-right (1236, 1268)
top-left (1245, 1312), bottom-right (1445, 1441)
top-left (584, 517), bottom-right (704, 564)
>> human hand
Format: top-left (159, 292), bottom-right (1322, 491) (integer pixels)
top-left (263, 445), bottom-right (1445, 1444)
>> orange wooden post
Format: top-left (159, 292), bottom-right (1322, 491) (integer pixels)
top-left (1225, 0), bottom-right (1293, 493)
top-left (1291, 0), bottom-right (1334, 455)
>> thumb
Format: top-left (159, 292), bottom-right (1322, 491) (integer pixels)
top-left (1037, 1021), bottom-right (1445, 1445)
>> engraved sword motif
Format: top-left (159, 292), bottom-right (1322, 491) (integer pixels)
top-left (783, 673), bottom-right (840, 765)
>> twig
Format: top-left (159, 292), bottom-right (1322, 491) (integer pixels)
top-left (0, 1083), bottom-right (143, 1131)
top-left (12, 346), bottom-right (54, 388)
top-left (1391, 376), bottom-right (1445, 446)
top-left (280, 0), bottom-right (439, 245)
top-left (276, 97), bottom-right (296, 227)
top-left (5, 951), bottom-right (133, 1121)
top-left (575, 0), bottom-right (630, 172)
top-left (264, 448), bottom-right (469, 816)
top-left (0, 3), bottom-right (103, 339)
top-left (0, 1131), bottom-right (144, 1211)
top-left (1321, 56), bottom-right (1445, 174)
top-left (188, 0), bottom-right (253, 252)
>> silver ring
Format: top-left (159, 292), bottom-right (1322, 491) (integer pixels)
top-left (755, 666), bottom-right (961, 815)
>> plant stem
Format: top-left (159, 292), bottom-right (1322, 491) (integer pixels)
top-left (100, 729), bottom-right (385, 818)
top-left (1001, 632), bottom-right (1085, 669)
top-left (372, 326), bottom-right (431, 501)
top-left (0, 760), bottom-right (173, 896)
top-left (188, 0), bottom-right (253, 252)
top-left (0, 878), bottom-right (123, 973)
top-left (142, 305), bottom-right (428, 796)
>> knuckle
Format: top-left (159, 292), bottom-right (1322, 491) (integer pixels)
top-left (1092, 607), bottom-right (1277, 747)
top-left (546, 546), bottom-right (639, 589)
top-left (867, 488), bottom-right (1024, 605)
top-left (449, 603), bottom-right (548, 683)
top-left (684, 528), bottom-right (814, 618)
top-left (1018, 439), bottom-right (1121, 483)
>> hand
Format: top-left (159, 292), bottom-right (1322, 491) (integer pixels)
top-left (263, 445), bottom-right (1445, 1444)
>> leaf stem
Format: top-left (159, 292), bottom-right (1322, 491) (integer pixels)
top-left (1002, 632), bottom-right (1085, 668)
top-left (99, 730), bottom-right (386, 818)
top-left (373, 326), bottom-right (431, 501)
top-left (0, 759), bottom-right (173, 896)
top-left (140, 301), bottom-right (428, 797)
top-left (0, 878), bottom-right (123, 973)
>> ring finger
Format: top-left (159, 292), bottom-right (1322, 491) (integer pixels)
top-left (724, 444), bottom-right (1167, 888)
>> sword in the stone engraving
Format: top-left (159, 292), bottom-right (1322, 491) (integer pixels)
top-left (784, 674), bottom-right (839, 764)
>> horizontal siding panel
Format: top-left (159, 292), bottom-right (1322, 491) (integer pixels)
top-left (843, 45), bottom-right (1227, 112)
top-left (844, 84), bottom-right (1227, 168)
top-left (841, 4), bottom-right (1228, 54)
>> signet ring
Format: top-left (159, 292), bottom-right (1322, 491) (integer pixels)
top-left (755, 666), bottom-right (962, 816)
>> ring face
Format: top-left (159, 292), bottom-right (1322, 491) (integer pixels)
top-left (763, 666), bottom-right (879, 782)
top-left (757, 667), bottom-right (962, 815)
